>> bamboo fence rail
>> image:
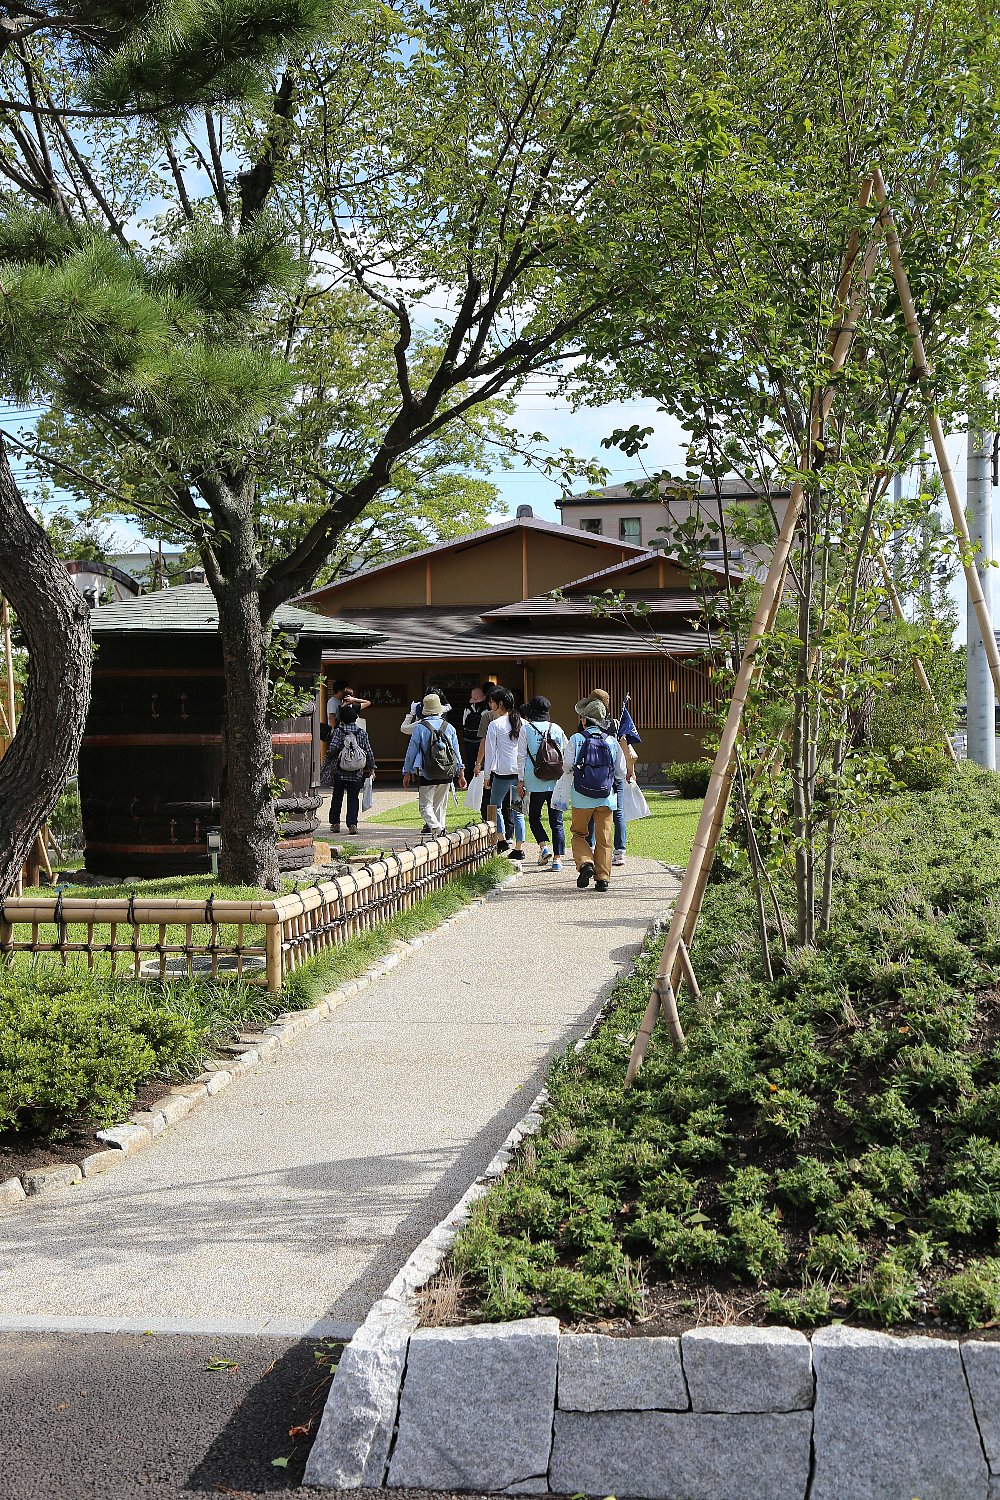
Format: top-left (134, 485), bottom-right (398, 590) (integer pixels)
top-left (0, 823), bottom-right (495, 991)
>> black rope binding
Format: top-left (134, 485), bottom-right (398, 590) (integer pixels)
top-left (203, 892), bottom-right (215, 926)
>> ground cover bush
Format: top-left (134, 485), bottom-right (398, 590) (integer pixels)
top-left (451, 769), bottom-right (1000, 1330)
top-left (0, 857), bottom-right (508, 1149)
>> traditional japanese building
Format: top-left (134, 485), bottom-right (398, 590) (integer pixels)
top-left (299, 512), bottom-right (733, 773)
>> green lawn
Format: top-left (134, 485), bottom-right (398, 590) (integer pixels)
top-left (385, 790), bottom-right (702, 867)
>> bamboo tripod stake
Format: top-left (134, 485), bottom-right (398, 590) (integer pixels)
top-left (0, 596), bottom-right (53, 886)
top-left (872, 168), bottom-right (1000, 707)
top-left (626, 176), bottom-right (879, 1086)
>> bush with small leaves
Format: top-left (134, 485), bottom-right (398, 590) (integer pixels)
top-left (727, 1207), bottom-right (787, 1281)
top-left (849, 1255), bottom-right (919, 1324)
top-left (855, 1145), bottom-right (922, 1199)
top-left (666, 759), bottom-right (712, 798)
top-left (819, 1186), bottom-right (888, 1234)
top-left (945, 1136), bottom-right (1000, 1194)
top-left (926, 1188), bottom-right (989, 1239)
top-left (626, 1211), bottom-right (728, 1275)
top-left (765, 1283), bottom-right (832, 1328)
top-left (937, 1260), bottom-right (1000, 1328)
top-left (758, 1087), bottom-right (816, 1139)
top-left (806, 1231), bottom-right (867, 1278)
top-left (861, 1089), bottom-right (921, 1143)
top-left (775, 1156), bottom-right (841, 1212)
top-left (719, 1165), bottom-right (771, 1209)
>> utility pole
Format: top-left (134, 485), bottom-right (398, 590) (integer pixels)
top-left (966, 426), bottom-right (996, 768)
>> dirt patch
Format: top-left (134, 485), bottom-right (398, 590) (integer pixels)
top-left (0, 1076), bottom-right (184, 1180)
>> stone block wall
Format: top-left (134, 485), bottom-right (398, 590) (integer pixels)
top-left (312, 1319), bottom-right (1000, 1499)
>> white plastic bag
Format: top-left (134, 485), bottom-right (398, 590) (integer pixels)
top-left (465, 769), bottom-right (485, 809)
top-left (620, 779), bottom-right (650, 822)
top-left (361, 776), bottom-right (374, 812)
top-left (551, 770), bottom-right (573, 812)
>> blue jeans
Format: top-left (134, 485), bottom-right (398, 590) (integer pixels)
top-left (528, 791), bottom-right (565, 855)
top-left (489, 774), bottom-right (525, 843)
top-left (589, 781), bottom-right (626, 852)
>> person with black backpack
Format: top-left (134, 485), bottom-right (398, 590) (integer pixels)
top-left (401, 692), bottom-right (466, 835)
top-left (516, 696), bottom-right (567, 871)
top-left (320, 704), bottom-right (376, 835)
top-left (562, 696), bottom-right (628, 891)
top-left (482, 687), bottom-right (527, 859)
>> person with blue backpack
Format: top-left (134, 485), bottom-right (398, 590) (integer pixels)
top-left (563, 696), bottom-right (628, 891)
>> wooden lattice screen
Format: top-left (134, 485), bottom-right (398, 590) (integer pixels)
top-left (578, 657), bottom-right (723, 731)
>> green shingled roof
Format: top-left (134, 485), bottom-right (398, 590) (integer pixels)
top-left (89, 584), bottom-right (381, 644)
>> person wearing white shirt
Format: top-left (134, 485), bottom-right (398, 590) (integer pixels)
top-left (481, 687), bottom-right (526, 859)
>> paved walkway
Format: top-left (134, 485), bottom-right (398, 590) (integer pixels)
top-left (0, 859), bottom-right (676, 1334)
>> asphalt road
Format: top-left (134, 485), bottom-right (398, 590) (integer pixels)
top-left (1, 1330), bottom-right (509, 1500)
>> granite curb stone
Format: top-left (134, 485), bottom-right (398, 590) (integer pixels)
top-left (387, 1319), bottom-right (559, 1492)
top-left (22, 1162), bottom-right (83, 1195)
top-left (681, 1325), bottom-right (813, 1412)
top-left (548, 1409), bottom-right (813, 1500)
top-left (962, 1342), bottom-right (1000, 1474)
top-left (1, 843), bottom-right (507, 1214)
top-left (811, 1325), bottom-right (989, 1500)
top-left (557, 1333), bottom-right (688, 1412)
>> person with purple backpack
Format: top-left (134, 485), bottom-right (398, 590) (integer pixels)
top-left (563, 696), bottom-right (628, 891)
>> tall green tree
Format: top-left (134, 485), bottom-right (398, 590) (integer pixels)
top-left (0, 0), bottom-right (644, 886)
top-left (0, 0), bottom-right (336, 896)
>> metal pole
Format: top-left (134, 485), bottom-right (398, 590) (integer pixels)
top-left (966, 426), bottom-right (996, 768)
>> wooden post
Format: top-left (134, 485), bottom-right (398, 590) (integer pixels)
top-left (265, 921), bottom-right (282, 993)
top-left (878, 553), bottom-right (959, 764)
top-left (872, 167), bottom-right (1000, 706)
top-left (626, 176), bottom-right (879, 1084)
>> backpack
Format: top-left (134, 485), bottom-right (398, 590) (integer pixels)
top-left (422, 720), bottom-right (461, 783)
top-left (573, 730), bottom-right (615, 798)
top-left (528, 724), bottom-right (562, 781)
top-left (337, 728), bottom-right (367, 776)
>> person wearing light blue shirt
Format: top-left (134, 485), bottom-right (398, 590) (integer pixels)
top-left (402, 693), bottom-right (465, 834)
top-left (563, 697), bottom-right (628, 891)
top-left (516, 696), bottom-right (567, 871)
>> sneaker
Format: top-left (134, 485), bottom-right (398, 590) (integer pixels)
top-left (496, 838), bottom-right (511, 853)
top-left (595, 879), bottom-right (610, 892)
top-left (612, 849), bottom-right (626, 867)
top-left (330, 822), bottom-right (341, 833)
top-left (508, 848), bottom-right (526, 861)
top-left (538, 845), bottom-right (552, 866)
top-left (420, 824), bottom-right (432, 834)
top-left (347, 825), bottom-right (358, 835)
top-left (576, 862), bottom-right (595, 889)
top-left (551, 858), bottom-right (563, 872)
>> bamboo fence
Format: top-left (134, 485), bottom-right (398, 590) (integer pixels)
top-left (0, 823), bottom-right (495, 992)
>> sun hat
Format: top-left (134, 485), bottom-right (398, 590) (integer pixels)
top-left (522, 695), bottom-right (551, 719)
top-left (421, 692), bottom-right (445, 716)
top-left (574, 696), bottom-right (609, 724)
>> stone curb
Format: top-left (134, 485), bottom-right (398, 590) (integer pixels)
top-left (0, 858), bottom-right (516, 1216)
top-left (304, 902), bottom-right (675, 1491)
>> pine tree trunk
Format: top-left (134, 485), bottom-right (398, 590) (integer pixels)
top-left (215, 574), bottom-right (280, 890)
top-left (0, 439), bottom-right (92, 897)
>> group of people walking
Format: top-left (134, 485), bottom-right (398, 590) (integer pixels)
top-left (320, 677), bottom-right (637, 892)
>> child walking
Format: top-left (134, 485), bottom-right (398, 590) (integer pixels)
top-left (563, 696), bottom-right (627, 891)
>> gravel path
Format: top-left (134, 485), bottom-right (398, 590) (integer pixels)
top-left (0, 858), bottom-right (674, 1333)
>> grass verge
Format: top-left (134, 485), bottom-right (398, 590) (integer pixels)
top-left (0, 856), bottom-right (509, 1153)
top-left (449, 770), bottom-right (1000, 1333)
top-left (386, 791), bottom-right (702, 865)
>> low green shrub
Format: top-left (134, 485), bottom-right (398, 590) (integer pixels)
top-left (666, 759), bottom-right (713, 798)
top-left (937, 1260), bottom-right (1000, 1328)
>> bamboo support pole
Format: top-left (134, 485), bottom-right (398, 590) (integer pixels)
top-left (878, 553), bottom-right (959, 763)
top-left (872, 168), bottom-right (1000, 707)
top-left (626, 176), bottom-right (879, 1085)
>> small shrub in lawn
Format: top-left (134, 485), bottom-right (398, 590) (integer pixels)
top-left (945, 1136), bottom-right (1000, 1193)
top-left (719, 1165), bottom-right (771, 1209)
top-left (775, 1156), bottom-right (840, 1212)
top-left (627, 1212), bottom-right (728, 1275)
top-left (666, 759), bottom-right (712, 798)
top-left (757, 1087), bottom-right (816, 1140)
top-left (855, 1146), bottom-right (923, 1200)
top-left (727, 1207), bottom-right (787, 1281)
top-left (937, 1260), bottom-right (1000, 1328)
top-left (926, 1189), bottom-right (989, 1239)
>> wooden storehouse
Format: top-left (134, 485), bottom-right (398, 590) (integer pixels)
top-left (299, 514), bottom-right (733, 773)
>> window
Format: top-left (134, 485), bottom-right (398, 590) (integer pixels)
top-left (579, 518), bottom-right (603, 534)
top-left (619, 517), bottom-right (642, 544)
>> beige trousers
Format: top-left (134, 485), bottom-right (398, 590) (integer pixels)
top-left (571, 805), bottom-right (612, 882)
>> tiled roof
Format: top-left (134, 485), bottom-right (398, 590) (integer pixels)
top-left (559, 553), bottom-right (746, 592)
top-left (89, 584), bottom-right (381, 642)
top-left (296, 514), bottom-right (653, 604)
top-left (557, 476), bottom-right (792, 506)
top-left (315, 607), bottom-right (712, 662)
top-left (482, 590), bottom-right (709, 622)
